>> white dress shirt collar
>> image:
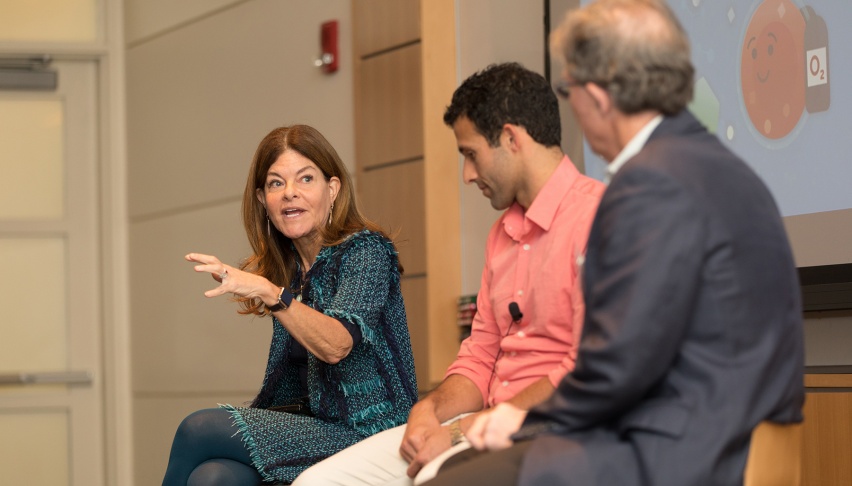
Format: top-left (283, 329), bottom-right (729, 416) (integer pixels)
top-left (605, 114), bottom-right (664, 184)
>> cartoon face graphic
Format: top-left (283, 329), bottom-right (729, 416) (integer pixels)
top-left (741, 0), bottom-right (806, 139)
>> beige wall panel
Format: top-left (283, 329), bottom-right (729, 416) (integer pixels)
top-left (130, 201), bottom-right (271, 393)
top-left (0, 99), bottom-right (64, 219)
top-left (358, 161), bottom-right (426, 275)
top-left (459, 185), bottom-right (500, 295)
top-left (456, 0), bottom-right (544, 80)
top-left (0, 411), bottom-right (69, 485)
top-left (124, 0), bottom-right (244, 44)
top-left (353, 0), bottom-right (420, 56)
top-left (785, 208), bottom-right (852, 267)
top-left (356, 44), bottom-right (423, 169)
top-left (802, 390), bottom-right (852, 485)
top-left (0, 0), bottom-right (97, 43)
top-left (803, 311), bottom-right (852, 366)
top-left (126, 0), bottom-right (354, 218)
top-left (549, 0), bottom-right (585, 174)
top-left (455, 0), bottom-right (546, 295)
top-left (401, 276), bottom-right (430, 390)
top-left (134, 394), bottom-right (254, 486)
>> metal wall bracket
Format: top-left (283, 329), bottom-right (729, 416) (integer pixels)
top-left (0, 54), bottom-right (57, 90)
top-left (0, 371), bottom-right (93, 386)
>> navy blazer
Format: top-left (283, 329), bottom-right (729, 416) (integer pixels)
top-left (518, 111), bottom-right (805, 486)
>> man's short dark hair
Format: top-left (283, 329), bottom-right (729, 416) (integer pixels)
top-left (443, 62), bottom-right (561, 148)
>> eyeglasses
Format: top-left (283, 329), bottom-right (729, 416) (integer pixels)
top-left (553, 80), bottom-right (584, 99)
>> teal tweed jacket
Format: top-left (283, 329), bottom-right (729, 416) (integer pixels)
top-left (222, 230), bottom-right (418, 483)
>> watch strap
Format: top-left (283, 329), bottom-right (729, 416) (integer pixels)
top-left (267, 287), bottom-right (294, 312)
top-left (448, 419), bottom-right (465, 446)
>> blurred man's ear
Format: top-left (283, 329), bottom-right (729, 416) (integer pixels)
top-left (586, 82), bottom-right (613, 115)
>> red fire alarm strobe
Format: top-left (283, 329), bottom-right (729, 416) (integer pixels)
top-left (315, 20), bottom-right (339, 74)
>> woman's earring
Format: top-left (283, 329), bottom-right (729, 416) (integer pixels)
top-left (328, 203), bottom-right (334, 226)
top-left (267, 216), bottom-right (271, 236)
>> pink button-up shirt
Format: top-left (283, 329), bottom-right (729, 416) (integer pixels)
top-left (446, 157), bottom-right (604, 407)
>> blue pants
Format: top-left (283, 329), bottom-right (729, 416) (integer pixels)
top-left (161, 408), bottom-right (264, 486)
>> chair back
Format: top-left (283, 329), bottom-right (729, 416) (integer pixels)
top-left (743, 421), bottom-right (803, 486)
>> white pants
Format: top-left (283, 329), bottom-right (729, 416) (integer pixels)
top-left (292, 424), bottom-right (411, 486)
top-left (293, 415), bottom-right (468, 486)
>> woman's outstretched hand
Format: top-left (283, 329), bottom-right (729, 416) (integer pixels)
top-left (185, 252), bottom-right (276, 303)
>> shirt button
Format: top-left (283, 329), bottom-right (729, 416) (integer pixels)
top-left (517, 331), bottom-right (525, 338)
top-left (509, 351), bottom-right (517, 357)
top-left (502, 381), bottom-right (510, 387)
top-left (523, 244), bottom-right (530, 251)
top-left (517, 290), bottom-right (523, 296)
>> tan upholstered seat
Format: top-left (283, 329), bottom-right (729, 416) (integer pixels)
top-left (743, 421), bottom-right (803, 486)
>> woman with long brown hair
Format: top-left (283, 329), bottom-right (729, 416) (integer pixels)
top-left (162, 125), bottom-right (417, 485)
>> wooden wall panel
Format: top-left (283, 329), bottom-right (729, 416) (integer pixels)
top-left (353, 0), bottom-right (420, 56)
top-left (353, 0), bottom-right (461, 389)
top-left (805, 374), bottom-right (852, 387)
top-left (422, 0), bottom-right (461, 383)
top-left (358, 161), bottom-right (426, 275)
top-left (802, 385), bottom-right (852, 485)
top-left (401, 276), bottom-right (429, 390)
top-left (356, 44), bottom-right (424, 169)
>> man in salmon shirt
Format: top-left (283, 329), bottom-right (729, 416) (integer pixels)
top-left (292, 62), bottom-right (605, 486)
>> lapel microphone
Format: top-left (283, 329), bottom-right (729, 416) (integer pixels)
top-left (509, 302), bottom-right (523, 323)
top-left (487, 301), bottom-right (525, 404)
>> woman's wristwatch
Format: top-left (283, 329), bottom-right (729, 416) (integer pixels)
top-left (267, 287), bottom-right (294, 312)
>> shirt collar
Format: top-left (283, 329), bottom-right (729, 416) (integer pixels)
top-left (605, 114), bottom-right (664, 183)
top-left (503, 156), bottom-right (580, 238)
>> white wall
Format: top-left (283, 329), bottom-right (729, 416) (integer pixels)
top-left (124, 1), bottom-right (353, 483)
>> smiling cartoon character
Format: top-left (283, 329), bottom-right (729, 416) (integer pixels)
top-left (741, 0), bottom-right (806, 139)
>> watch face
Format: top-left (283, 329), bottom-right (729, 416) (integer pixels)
top-left (740, 0), bottom-right (806, 139)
